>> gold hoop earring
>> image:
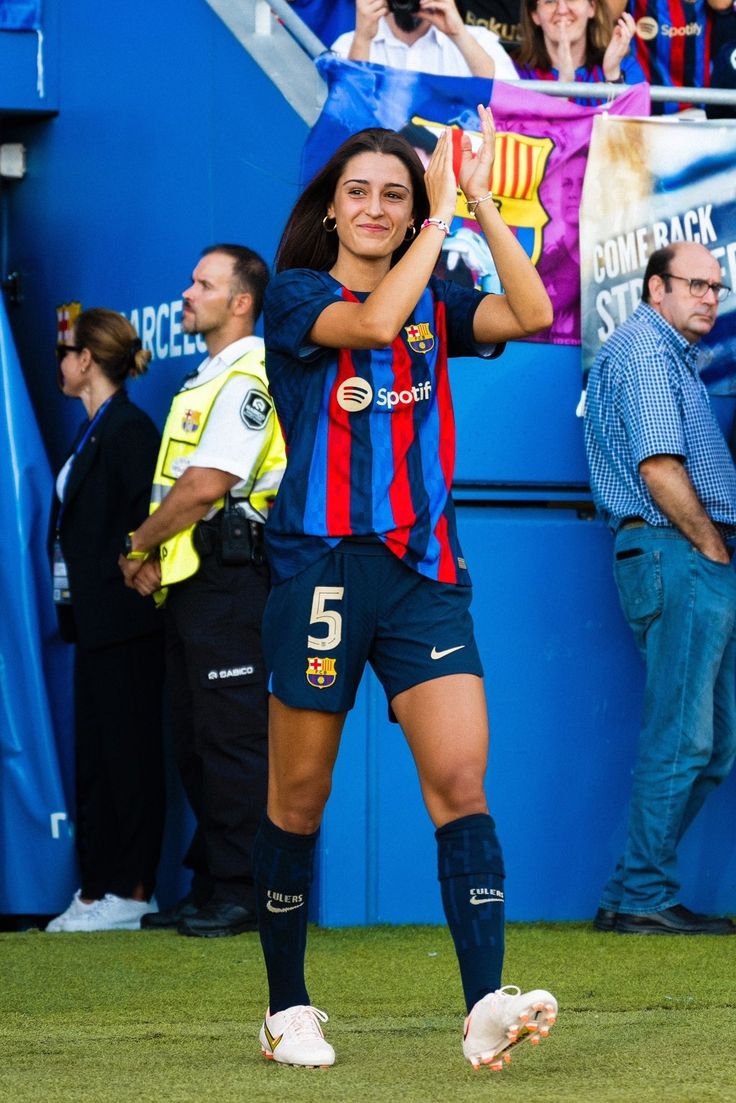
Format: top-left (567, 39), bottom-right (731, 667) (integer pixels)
top-left (322, 215), bottom-right (337, 233)
top-left (405, 223), bottom-right (417, 242)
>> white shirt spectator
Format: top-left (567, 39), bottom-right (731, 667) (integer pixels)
top-left (331, 16), bottom-right (517, 79)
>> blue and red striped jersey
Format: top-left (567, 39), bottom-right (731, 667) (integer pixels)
top-left (263, 268), bottom-right (502, 586)
top-left (628, 0), bottom-right (714, 111)
top-left (515, 56), bottom-right (645, 105)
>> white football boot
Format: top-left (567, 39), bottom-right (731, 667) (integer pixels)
top-left (260, 1004), bottom-right (335, 1067)
top-left (463, 985), bottom-right (558, 1071)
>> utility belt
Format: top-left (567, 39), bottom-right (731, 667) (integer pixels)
top-left (193, 499), bottom-right (266, 567)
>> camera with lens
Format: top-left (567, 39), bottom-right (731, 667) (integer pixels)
top-left (388, 0), bottom-right (421, 13)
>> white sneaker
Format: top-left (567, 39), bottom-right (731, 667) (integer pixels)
top-left (259, 1005), bottom-right (335, 1067)
top-left (62, 893), bottom-right (158, 932)
top-left (46, 890), bottom-right (96, 932)
top-left (462, 985), bottom-right (558, 1071)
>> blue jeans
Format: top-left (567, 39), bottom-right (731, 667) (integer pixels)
top-left (600, 525), bottom-right (736, 914)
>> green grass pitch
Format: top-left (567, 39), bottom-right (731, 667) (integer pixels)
top-left (2, 922), bottom-right (735, 1102)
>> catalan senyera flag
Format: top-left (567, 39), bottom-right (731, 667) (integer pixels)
top-left (303, 56), bottom-right (651, 346)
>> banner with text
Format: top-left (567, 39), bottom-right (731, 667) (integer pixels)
top-left (580, 116), bottom-right (736, 392)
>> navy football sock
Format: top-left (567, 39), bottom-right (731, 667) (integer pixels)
top-left (436, 812), bottom-right (506, 1013)
top-left (253, 815), bottom-right (317, 1014)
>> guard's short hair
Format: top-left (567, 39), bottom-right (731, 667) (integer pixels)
top-left (201, 243), bottom-right (269, 321)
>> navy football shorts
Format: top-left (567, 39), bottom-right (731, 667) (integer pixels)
top-left (262, 537), bottom-right (483, 715)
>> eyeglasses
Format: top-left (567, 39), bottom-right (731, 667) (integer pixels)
top-left (662, 273), bottom-right (731, 302)
top-left (55, 343), bottom-right (82, 363)
top-left (536, 0), bottom-right (589, 9)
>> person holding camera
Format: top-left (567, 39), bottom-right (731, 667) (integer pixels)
top-left (119, 244), bottom-right (285, 938)
top-left (331, 0), bottom-right (518, 78)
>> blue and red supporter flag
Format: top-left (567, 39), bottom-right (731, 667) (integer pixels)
top-left (303, 56), bottom-right (650, 346)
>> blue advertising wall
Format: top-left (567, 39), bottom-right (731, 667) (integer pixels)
top-left (1, 0), bottom-right (735, 921)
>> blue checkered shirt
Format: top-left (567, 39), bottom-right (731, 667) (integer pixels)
top-left (584, 303), bottom-right (736, 530)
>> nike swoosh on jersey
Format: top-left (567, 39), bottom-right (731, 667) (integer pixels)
top-left (430, 645), bottom-right (466, 660)
top-left (469, 896), bottom-right (502, 905)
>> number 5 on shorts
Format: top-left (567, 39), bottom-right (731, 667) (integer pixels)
top-left (308, 586), bottom-right (344, 651)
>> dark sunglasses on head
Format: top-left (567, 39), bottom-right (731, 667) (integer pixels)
top-left (55, 343), bottom-right (82, 363)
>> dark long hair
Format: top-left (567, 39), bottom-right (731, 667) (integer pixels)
top-left (516, 0), bottom-right (612, 72)
top-left (275, 129), bottom-right (430, 274)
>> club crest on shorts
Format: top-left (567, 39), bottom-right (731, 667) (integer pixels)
top-left (404, 322), bottom-right (434, 354)
top-left (306, 656), bottom-right (337, 689)
top-left (181, 408), bottom-right (201, 433)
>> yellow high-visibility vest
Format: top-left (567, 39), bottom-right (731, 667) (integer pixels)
top-left (150, 347), bottom-right (285, 592)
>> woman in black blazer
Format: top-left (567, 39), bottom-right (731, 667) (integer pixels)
top-left (46, 308), bottom-right (165, 932)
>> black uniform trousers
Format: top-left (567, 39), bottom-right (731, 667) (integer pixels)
top-left (74, 631), bottom-right (165, 901)
top-left (164, 541), bottom-right (269, 908)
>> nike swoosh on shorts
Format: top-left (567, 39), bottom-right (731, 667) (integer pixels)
top-left (430, 645), bottom-right (466, 660)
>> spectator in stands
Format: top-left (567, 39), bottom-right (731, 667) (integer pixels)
top-left (707, 34), bottom-right (736, 118)
top-left (608, 0), bottom-right (735, 113)
top-left (458, 0), bottom-right (523, 53)
top-left (46, 309), bottom-right (165, 933)
top-left (287, 0), bottom-right (355, 46)
top-left (331, 0), bottom-right (518, 78)
top-left (515, 0), bottom-right (644, 98)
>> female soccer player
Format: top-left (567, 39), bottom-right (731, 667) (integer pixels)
top-left (254, 105), bottom-right (558, 1071)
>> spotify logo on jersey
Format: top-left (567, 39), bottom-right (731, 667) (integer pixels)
top-left (336, 376), bottom-right (374, 412)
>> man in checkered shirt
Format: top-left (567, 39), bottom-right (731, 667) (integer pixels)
top-left (585, 241), bottom-right (736, 937)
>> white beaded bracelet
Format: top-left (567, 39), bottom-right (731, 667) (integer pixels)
top-left (421, 217), bottom-right (450, 236)
top-left (466, 192), bottom-right (493, 216)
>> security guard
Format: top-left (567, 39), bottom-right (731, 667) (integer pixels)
top-left (120, 244), bottom-right (285, 937)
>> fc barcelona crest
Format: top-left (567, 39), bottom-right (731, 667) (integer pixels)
top-left (181, 408), bottom-right (201, 433)
top-left (56, 302), bottom-right (82, 342)
top-left (306, 656), bottom-right (337, 689)
top-left (404, 322), bottom-right (434, 354)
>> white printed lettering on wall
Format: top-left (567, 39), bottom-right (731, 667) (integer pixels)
top-left (125, 299), bottom-right (207, 361)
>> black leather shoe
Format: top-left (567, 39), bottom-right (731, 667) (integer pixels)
top-left (141, 893), bottom-right (201, 930)
top-left (177, 901), bottom-right (257, 938)
top-left (616, 903), bottom-right (736, 935)
top-left (593, 907), bottom-right (619, 932)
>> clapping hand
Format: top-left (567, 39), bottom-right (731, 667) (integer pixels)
top-left (602, 12), bottom-right (636, 81)
top-left (458, 104), bottom-right (496, 207)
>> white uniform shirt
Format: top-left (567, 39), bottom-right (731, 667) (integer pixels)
top-left (330, 17), bottom-right (517, 80)
top-left (181, 335), bottom-right (276, 522)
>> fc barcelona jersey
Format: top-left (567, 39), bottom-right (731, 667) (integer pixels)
top-left (628, 0), bottom-right (714, 110)
top-left (263, 268), bottom-right (502, 586)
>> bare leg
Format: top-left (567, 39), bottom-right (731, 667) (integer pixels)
top-left (266, 696), bottom-right (346, 833)
top-left (391, 673), bottom-right (489, 826)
